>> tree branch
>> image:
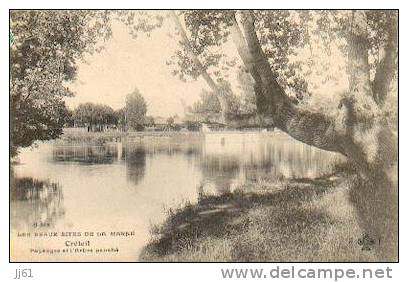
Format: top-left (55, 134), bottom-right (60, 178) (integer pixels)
top-left (238, 11), bottom-right (287, 99)
top-left (170, 11), bottom-right (219, 92)
top-left (170, 11), bottom-right (232, 121)
top-left (228, 14), bottom-right (260, 84)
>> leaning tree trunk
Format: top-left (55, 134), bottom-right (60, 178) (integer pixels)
top-left (170, 11), bottom-right (230, 124)
top-left (171, 11), bottom-right (277, 128)
top-left (231, 10), bottom-right (397, 260)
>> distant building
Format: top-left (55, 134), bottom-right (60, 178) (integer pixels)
top-left (200, 121), bottom-right (226, 132)
top-left (152, 116), bottom-right (167, 126)
top-left (146, 115), bottom-right (185, 131)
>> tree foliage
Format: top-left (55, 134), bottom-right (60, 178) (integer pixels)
top-left (10, 10), bottom-right (111, 156)
top-left (168, 10), bottom-right (397, 111)
top-left (124, 89), bottom-right (147, 131)
top-left (72, 103), bottom-right (117, 129)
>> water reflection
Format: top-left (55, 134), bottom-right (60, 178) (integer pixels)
top-left (10, 176), bottom-right (65, 229)
top-left (122, 145), bottom-right (146, 185)
top-left (53, 144), bottom-right (118, 164)
top-left (199, 155), bottom-right (241, 194)
top-left (49, 132), bottom-right (342, 194)
top-left (11, 132), bottom-right (344, 261)
top-left (198, 132), bottom-right (342, 193)
top-left (134, 137), bottom-right (202, 157)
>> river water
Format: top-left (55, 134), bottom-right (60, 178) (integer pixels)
top-left (10, 131), bottom-right (343, 261)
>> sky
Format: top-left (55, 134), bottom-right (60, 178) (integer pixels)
top-left (65, 13), bottom-right (350, 118)
top-left (66, 19), bottom-right (209, 117)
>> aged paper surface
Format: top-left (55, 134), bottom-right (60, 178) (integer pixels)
top-left (10, 10), bottom-right (398, 262)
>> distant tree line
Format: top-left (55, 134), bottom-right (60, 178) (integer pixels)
top-left (67, 89), bottom-right (202, 132)
top-left (68, 89), bottom-right (148, 132)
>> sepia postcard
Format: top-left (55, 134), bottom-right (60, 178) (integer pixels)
top-left (9, 9), bottom-right (398, 262)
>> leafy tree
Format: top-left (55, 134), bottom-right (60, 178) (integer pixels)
top-left (72, 103), bottom-right (117, 131)
top-left (124, 89), bottom-right (147, 131)
top-left (144, 116), bottom-right (155, 127)
top-left (10, 10), bottom-right (111, 156)
top-left (166, 116), bottom-right (175, 126)
top-left (65, 108), bottom-right (75, 127)
top-left (188, 89), bottom-right (222, 122)
top-left (168, 10), bottom-right (398, 259)
top-left (167, 10), bottom-right (397, 164)
top-left (187, 76), bottom-right (257, 124)
top-left (115, 108), bottom-right (126, 131)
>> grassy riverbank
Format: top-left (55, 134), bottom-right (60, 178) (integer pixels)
top-left (139, 170), bottom-right (379, 262)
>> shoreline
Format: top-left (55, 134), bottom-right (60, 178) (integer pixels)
top-left (139, 173), bottom-right (379, 262)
